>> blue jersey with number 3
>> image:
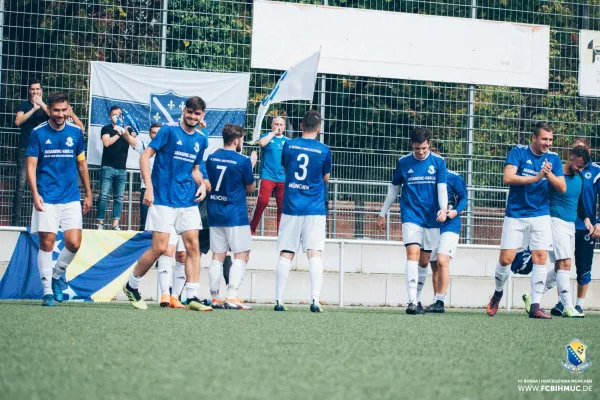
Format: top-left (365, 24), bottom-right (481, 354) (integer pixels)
top-left (281, 138), bottom-right (332, 216)
top-left (206, 149), bottom-right (255, 227)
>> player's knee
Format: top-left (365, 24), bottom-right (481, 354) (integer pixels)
top-left (577, 270), bottom-right (591, 285)
top-left (175, 251), bottom-right (186, 263)
top-left (65, 240), bottom-right (81, 253)
top-left (152, 240), bottom-right (169, 254)
top-left (163, 245), bottom-right (175, 257)
top-left (184, 239), bottom-right (200, 256)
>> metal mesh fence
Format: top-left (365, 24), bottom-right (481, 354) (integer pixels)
top-left (1, 0), bottom-right (600, 245)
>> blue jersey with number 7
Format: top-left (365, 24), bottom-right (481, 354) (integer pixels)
top-left (281, 137), bottom-right (332, 216)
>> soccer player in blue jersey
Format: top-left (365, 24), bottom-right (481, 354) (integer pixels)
top-left (250, 117), bottom-right (289, 234)
top-left (550, 137), bottom-right (600, 315)
top-left (206, 124), bottom-right (256, 310)
top-left (274, 110), bottom-right (331, 312)
top-left (26, 92), bottom-right (92, 306)
top-left (521, 145), bottom-right (592, 318)
top-left (377, 128), bottom-right (448, 315)
top-left (123, 96), bottom-right (211, 311)
top-left (486, 122), bottom-right (566, 319)
top-left (422, 167), bottom-right (468, 313)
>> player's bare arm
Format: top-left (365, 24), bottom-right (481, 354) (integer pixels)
top-left (545, 170), bottom-right (566, 193)
top-left (192, 165), bottom-right (206, 202)
top-left (258, 130), bottom-right (276, 147)
top-left (503, 164), bottom-right (545, 185)
top-left (76, 156), bottom-right (93, 214)
top-left (140, 146), bottom-right (156, 206)
top-left (26, 156), bottom-right (44, 212)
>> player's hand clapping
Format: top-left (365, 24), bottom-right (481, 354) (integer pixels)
top-left (143, 187), bottom-right (154, 207)
top-left (33, 193), bottom-right (45, 212)
top-left (447, 209), bottom-right (458, 219)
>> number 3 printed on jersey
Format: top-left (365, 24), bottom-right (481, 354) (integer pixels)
top-left (295, 153), bottom-right (309, 181)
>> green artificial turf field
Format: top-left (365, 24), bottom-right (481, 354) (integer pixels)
top-left (0, 301), bottom-right (596, 400)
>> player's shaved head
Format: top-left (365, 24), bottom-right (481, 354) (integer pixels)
top-left (301, 110), bottom-right (322, 134)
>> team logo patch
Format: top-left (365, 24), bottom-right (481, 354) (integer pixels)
top-left (563, 339), bottom-right (592, 373)
top-left (194, 142), bottom-right (200, 153)
top-left (428, 165), bottom-right (435, 174)
top-left (150, 90), bottom-right (187, 124)
top-left (65, 137), bottom-right (74, 147)
top-left (585, 172), bottom-right (592, 179)
top-left (45, 139), bottom-right (52, 145)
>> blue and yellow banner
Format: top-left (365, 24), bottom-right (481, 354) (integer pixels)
top-left (0, 229), bottom-right (152, 301)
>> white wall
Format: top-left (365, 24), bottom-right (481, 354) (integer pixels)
top-left (2, 231), bottom-right (599, 309)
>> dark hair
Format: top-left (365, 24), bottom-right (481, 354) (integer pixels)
top-left (109, 105), bottom-right (122, 114)
top-left (150, 123), bottom-right (162, 130)
top-left (47, 92), bottom-right (69, 108)
top-left (532, 121), bottom-right (552, 137)
top-left (573, 137), bottom-right (591, 150)
top-left (301, 110), bottom-right (322, 133)
top-left (185, 96), bottom-right (206, 112)
top-left (430, 146), bottom-right (441, 155)
top-left (28, 78), bottom-right (42, 89)
top-left (410, 127), bottom-right (430, 144)
top-left (222, 123), bottom-right (245, 145)
top-left (571, 145), bottom-right (591, 165)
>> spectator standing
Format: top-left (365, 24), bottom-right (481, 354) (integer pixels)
top-left (96, 106), bottom-right (129, 230)
top-left (250, 117), bottom-right (289, 234)
top-left (12, 79), bottom-right (49, 226)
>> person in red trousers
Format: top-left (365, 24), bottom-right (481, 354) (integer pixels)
top-left (250, 117), bottom-right (289, 234)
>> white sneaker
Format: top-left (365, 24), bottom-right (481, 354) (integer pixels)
top-left (112, 225), bottom-right (121, 231)
top-left (97, 224), bottom-right (104, 230)
top-left (224, 297), bottom-right (252, 310)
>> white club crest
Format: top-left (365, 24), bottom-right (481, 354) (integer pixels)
top-left (194, 142), bottom-right (200, 153)
top-left (66, 137), bottom-right (74, 147)
top-left (428, 165), bottom-right (435, 174)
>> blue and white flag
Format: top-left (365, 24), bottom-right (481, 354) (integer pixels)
top-left (252, 50), bottom-right (321, 143)
top-left (88, 61), bottom-right (250, 169)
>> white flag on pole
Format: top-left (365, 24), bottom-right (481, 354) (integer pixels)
top-left (251, 50), bottom-right (321, 143)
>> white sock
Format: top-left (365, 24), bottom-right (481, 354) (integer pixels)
top-left (227, 259), bottom-right (247, 299)
top-left (308, 257), bottom-right (324, 303)
top-left (275, 257), bottom-right (291, 303)
top-left (436, 292), bottom-right (447, 303)
top-left (128, 272), bottom-right (143, 290)
top-left (416, 266), bottom-right (427, 302)
top-left (38, 250), bottom-right (53, 295)
top-left (494, 262), bottom-right (510, 292)
top-left (576, 297), bottom-right (585, 308)
top-left (157, 255), bottom-right (172, 295)
top-left (405, 260), bottom-right (418, 304)
top-left (544, 269), bottom-right (557, 294)
top-left (171, 262), bottom-right (186, 297)
top-left (556, 270), bottom-right (571, 308)
top-left (52, 248), bottom-right (76, 280)
top-left (209, 260), bottom-right (223, 299)
top-left (530, 264), bottom-right (547, 304)
top-left (184, 282), bottom-right (199, 300)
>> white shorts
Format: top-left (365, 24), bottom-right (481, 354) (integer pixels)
top-left (500, 215), bottom-right (553, 251)
top-left (210, 225), bottom-right (252, 254)
top-left (432, 232), bottom-right (460, 260)
top-left (402, 223), bottom-right (440, 253)
top-left (146, 205), bottom-right (201, 235)
top-left (31, 201), bottom-right (82, 234)
top-left (548, 217), bottom-right (575, 263)
top-left (168, 230), bottom-right (186, 252)
top-left (277, 214), bottom-right (326, 253)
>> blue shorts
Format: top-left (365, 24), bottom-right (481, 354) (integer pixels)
top-left (574, 230), bottom-right (595, 285)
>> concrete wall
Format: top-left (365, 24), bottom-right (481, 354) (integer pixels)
top-left (2, 230), bottom-right (599, 309)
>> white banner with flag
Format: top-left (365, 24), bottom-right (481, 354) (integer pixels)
top-left (88, 62), bottom-right (250, 169)
top-left (579, 30), bottom-right (600, 98)
top-left (252, 51), bottom-right (321, 143)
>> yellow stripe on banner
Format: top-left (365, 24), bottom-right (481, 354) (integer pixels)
top-left (91, 263), bottom-right (136, 302)
top-left (66, 230), bottom-right (139, 281)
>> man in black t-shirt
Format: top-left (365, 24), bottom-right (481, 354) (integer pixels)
top-left (12, 79), bottom-right (49, 226)
top-left (96, 105), bottom-right (130, 230)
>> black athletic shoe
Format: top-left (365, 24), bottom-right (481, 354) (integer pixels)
top-left (425, 303), bottom-right (436, 313)
top-left (406, 303), bottom-right (418, 315)
top-left (430, 300), bottom-right (445, 313)
top-left (416, 302), bottom-right (425, 315)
